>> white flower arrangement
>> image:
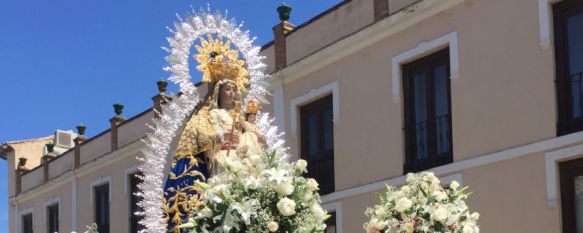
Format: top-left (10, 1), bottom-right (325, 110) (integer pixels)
top-left (364, 172), bottom-right (480, 233)
top-left (178, 150), bottom-right (329, 233)
top-left (70, 223), bottom-right (99, 233)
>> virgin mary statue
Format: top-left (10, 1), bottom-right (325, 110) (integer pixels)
top-left (162, 34), bottom-right (262, 233)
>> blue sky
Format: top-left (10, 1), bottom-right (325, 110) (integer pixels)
top-left (0, 1), bottom-right (340, 232)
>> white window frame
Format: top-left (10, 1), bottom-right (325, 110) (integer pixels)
top-left (19, 207), bottom-right (34, 233)
top-left (538, 0), bottom-right (563, 50)
top-left (321, 201), bottom-right (343, 233)
top-left (89, 176), bottom-right (112, 205)
top-left (545, 143), bottom-right (583, 204)
top-left (44, 197), bottom-right (61, 226)
top-left (124, 164), bottom-right (140, 195)
top-left (272, 78), bottom-right (286, 131)
top-left (391, 31), bottom-right (459, 102)
top-left (290, 81), bottom-right (340, 136)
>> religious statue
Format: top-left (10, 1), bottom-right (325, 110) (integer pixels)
top-left (162, 34), bottom-right (259, 233)
top-left (239, 98), bottom-right (264, 156)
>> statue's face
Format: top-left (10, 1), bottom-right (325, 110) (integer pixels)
top-left (247, 114), bottom-right (256, 124)
top-left (219, 82), bottom-right (237, 107)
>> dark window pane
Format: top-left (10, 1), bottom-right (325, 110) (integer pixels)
top-left (575, 176), bottom-right (583, 231)
top-left (95, 184), bottom-right (110, 233)
top-left (403, 48), bottom-right (452, 173)
top-left (559, 156), bottom-right (583, 233)
top-left (413, 72), bottom-right (428, 123)
top-left (300, 95), bottom-right (334, 195)
top-left (434, 65), bottom-right (449, 117)
top-left (307, 113), bottom-right (319, 155)
top-left (568, 12), bottom-right (583, 119)
top-left (47, 204), bottom-right (59, 233)
top-left (555, 0), bottom-right (583, 135)
top-left (322, 109), bottom-right (334, 151)
top-left (22, 214), bottom-right (33, 233)
top-left (567, 13), bottom-right (583, 75)
top-left (413, 72), bottom-right (428, 160)
top-left (434, 65), bottom-right (451, 155)
top-left (572, 74), bottom-right (583, 118)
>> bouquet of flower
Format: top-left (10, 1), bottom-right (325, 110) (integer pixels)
top-left (179, 148), bottom-right (328, 233)
top-left (364, 172), bottom-right (479, 233)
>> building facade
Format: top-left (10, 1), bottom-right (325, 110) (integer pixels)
top-left (2, 0), bottom-right (583, 232)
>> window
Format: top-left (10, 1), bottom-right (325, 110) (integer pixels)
top-left (554, 0), bottom-right (583, 135)
top-left (402, 48), bottom-right (453, 173)
top-left (324, 212), bottom-right (337, 233)
top-left (560, 157), bottom-right (583, 233)
top-left (300, 95), bottom-right (335, 195)
top-left (129, 173), bottom-right (144, 233)
top-left (47, 204), bottom-right (58, 233)
top-left (22, 213), bottom-right (33, 233)
top-left (94, 184), bottom-right (110, 233)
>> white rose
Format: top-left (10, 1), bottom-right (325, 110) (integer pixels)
top-left (249, 154), bottom-right (261, 165)
top-left (374, 220), bottom-right (387, 230)
top-left (307, 178), bottom-right (319, 191)
top-left (395, 197), bottom-right (413, 212)
top-left (275, 181), bottom-right (295, 196)
top-left (295, 159), bottom-right (308, 171)
top-left (406, 173), bottom-right (416, 183)
top-left (401, 185), bottom-right (410, 194)
top-left (246, 176), bottom-right (260, 190)
top-left (267, 221), bottom-right (279, 232)
top-left (432, 207), bottom-right (448, 223)
top-left (200, 207), bottom-right (213, 218)
top-left (462, 225), bottom-right (475, 233)
top-left (450, 180), bottom-right (460, 190)
top-left (374, 207), bottom-right (386, 217)
top-left (311, 204), bottom-right (326, 221)
top-left (366, 219), bottom-right (379, 233)
top-left (277, 197), bottom-right (296, 216)
top-left (471, 212), bottom-right (480, 221)
top-left (433, 191), bottom-right (447, 202)
top-left (302, 192), bottom-right (314, 202)
top-left (447, 213), bottom-right (460, 225)
top-left (424, 172), bottom-right (436, 181)
top-left (224, 158), bottom-right (242, 172)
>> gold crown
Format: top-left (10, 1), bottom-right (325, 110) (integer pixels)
top-left (207, 61), bottom-right (240, 82)
top-left (194, 34), bottom-right (249, 92)
top-left (245, 98), bottom-right (261, 114)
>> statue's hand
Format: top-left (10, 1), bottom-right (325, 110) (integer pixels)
top-left (223, 129), bottom-right (240, 146)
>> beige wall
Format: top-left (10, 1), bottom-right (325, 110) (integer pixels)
top-left (14, 146), bottom-right (142, 233)
top-left (12, 107), bottom-right (150, 232)
top-left (49, 151), bottom-right (74, 179)
top-left (75, 153), bottom-right (141, 232)
top-left (118, 111), bottom-right (154, 146)
top-left (16, 182), bottom-right (73, 233)
top-left (325, 144), bottom-right (582, 233)
top-left (463, 151), bottom-right (560, 233)
top-left (286, 0), bottom-right (374, 65)
top-left (274, 0), bottom-right (556, 191)
top-left (260, 45), bottom-right (276, 75)
top-left (80, 132), bottom-right (111, 164)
